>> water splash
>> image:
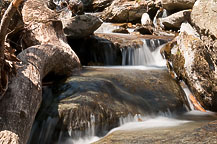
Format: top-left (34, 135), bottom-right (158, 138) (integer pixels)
top-left (65, 136), bottom-right (100, 144)
top-left (64, 114), bottom-right (97, 144)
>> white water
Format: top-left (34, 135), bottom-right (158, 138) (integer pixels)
top-left (64, 136), bottom-right (100, 144)
top-left (110, 117), bottom-right (190, 134)
top-left (86, 65), bottom-right (166, 70)
top-left (121, 39), bottom-right (166, 67)
top-left (65, 115), bottom-right (190, 144)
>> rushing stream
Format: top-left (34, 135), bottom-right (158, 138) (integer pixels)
top-left (28, 23), bottom-right (217, 144)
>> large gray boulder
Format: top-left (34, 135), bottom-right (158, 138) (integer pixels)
top-left (161, 0), bottom-right (196, 11)
top-left (61, 14), bottom-right (102, 38)
top-left (159, 10), bottom-right (191, 29)
top-left (191, 0), bottom-right (217, 39)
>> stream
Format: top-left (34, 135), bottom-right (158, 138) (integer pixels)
top-left (28, 23), bottom-right (217, 144)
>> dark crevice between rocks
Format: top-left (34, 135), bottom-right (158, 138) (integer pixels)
top-left (67, 36), bottom-right (122, 66)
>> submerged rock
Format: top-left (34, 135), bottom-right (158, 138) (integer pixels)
top-left (29, 67), bottom-right (189, 143)
top-left (161, 0), bottom-right (196, 11)
top-left (61, 14), bottom-right (102, 38)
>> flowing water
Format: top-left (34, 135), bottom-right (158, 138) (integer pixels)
top-left (121, 39), bottom-right (166, 66)
top-left (28, 23), bottom-right (217, 144)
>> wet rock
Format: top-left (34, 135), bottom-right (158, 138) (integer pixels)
top-left (134, 25), bottom-right (153, 35)
top-left (94, 114), bottom-right (217, 144)
top-left (141, 13), bottom-right (152, 26)
top-left (159, 10), bottom-right (191, 30)
top-left (100, 0), bottom-right (155, 23)
top-left (191, 0), bottom-right (217, 39)
top-left (92, 0), bottom-right (114, 12)
top-left (161, 0), bottom-right (196, 11)
top-left (162, 22), bottom-right (217, 111)
top-left (81, 0), bottom-right (113, 12)
top-left (61, 14), bottom-right (102, 38)
top-left (29, 67), bottom-right (189, 143)
top-left (112, 27), bottom-right (129, 34)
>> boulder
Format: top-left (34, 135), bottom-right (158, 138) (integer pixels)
top-left (112, 27), bottom-right (129, 34)
top-left (61, 14), bottom-right (103, 38)
top-left (81, 0), bottom-right (114, 12)
top-left (191, 0), bottom-right (217, 39)
top-left (162, 22), bottom-right (217, 111)
top-left (100, 0), bottom-right (155, 23)
top-left (134, 25), bottom-right (153, 35)
top-left (28, 67), bottom-right (189, 143)
top-left (141, 13), bottom-right (152, 26)
top-left (159, 10), bottom-right (191, 30)
top-left (92, 0), bottom-right (114, 12)
top-left (0, 130), bottom-right (19, 144)
top-left (161, 0), bottom-right (196, 11)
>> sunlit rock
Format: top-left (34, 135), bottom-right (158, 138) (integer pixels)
top-left (191, 0), bottom-right (217, 39)
top-left (161, 0), bottom-right (196, 11)
top-left (159, 10), bottom-right (191, 30)
top-left (61, 14), bottom-right (103, 38)
top-left (162, 22), bottom-right (217, 111)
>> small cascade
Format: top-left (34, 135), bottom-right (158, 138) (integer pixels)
top-left (66, 114), bottom-right (99, 144)
top-left (121, 39), bottom-right (166, 66)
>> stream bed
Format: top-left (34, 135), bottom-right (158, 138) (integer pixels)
top-left (28, 23), bottom-right (217, 144)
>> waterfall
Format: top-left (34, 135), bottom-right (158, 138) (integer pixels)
top-left (64, 114), bottom-right (99, 144)
top-left (121, 39), bottom-right (166, 66)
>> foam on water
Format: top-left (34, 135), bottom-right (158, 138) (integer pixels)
top-left (85, 65), bottom-right (167, 70)
top-left (109, 116), bottom-right (190, 134)
top-left (64, 136), bottom-right (100, 144)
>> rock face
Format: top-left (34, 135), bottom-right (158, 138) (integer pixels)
top-left (101, 0), bottom-right (154, 23)
top-left (28, 67), bottom-right (189, 143)
top-left (162, 21), bottom-right (217, 111)
top-left (161, 0), bottom-right (196, 11)
top-left (92, 0), bottom-right (114, 12)
top-left (159, 10), bottom-right (191, 30)
top-left (191, 0), bottom-right (217, 39)
top-left (81, 0), bottom-right (113, 12)
top-left (62, 14), bottom-right (102, 38)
